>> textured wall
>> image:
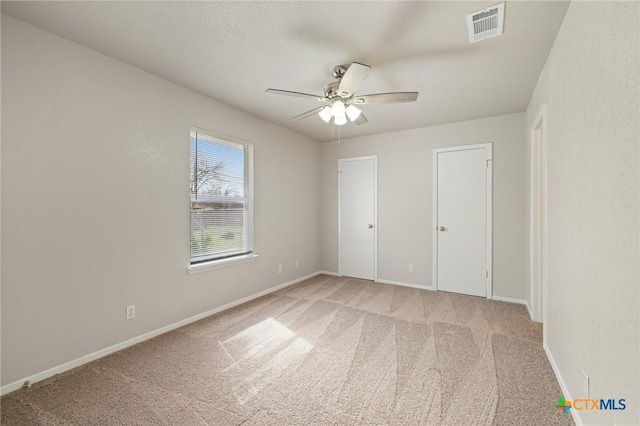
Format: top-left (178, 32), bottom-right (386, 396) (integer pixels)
top-left (525, 2), bottom-right (639, 424)
top-left (1, 15), bottom-right (320, 386)
top-left (320, 113), bottom-right (526, 300)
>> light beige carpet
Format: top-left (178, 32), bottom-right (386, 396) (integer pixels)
top-left (1, 275), bottom-right (574, 425)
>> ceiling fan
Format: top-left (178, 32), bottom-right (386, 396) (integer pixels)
top-left (266, 62), bottom-right (419, 126)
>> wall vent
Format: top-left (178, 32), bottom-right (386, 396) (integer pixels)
top-left (467, 3), bottom-right (505, 44)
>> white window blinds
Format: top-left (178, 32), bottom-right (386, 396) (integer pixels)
top-left (190, 129), bottom-right (253, 264)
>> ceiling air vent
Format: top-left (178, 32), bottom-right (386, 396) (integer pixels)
top-left (467, 3), bottom-right (505, 44)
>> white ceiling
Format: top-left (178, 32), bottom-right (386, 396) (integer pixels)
top-left (2, 1), bottom-right (570, 142)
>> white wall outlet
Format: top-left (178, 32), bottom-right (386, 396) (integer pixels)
top-left (295, 260), bottom-right (299, 269)
top-left (126, 305), bottom-right (135, 320)
top-left (408, 264), bottom-right (414, 273)
top-left (278, 264), bottom-right (283, 274)
top-left (582, 370), bottom-right (589, 398)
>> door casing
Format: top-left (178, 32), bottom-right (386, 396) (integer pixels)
top-left (530, 105), bottom-right (547, 324)
top-left (432, 143), bottom-right (493, 297)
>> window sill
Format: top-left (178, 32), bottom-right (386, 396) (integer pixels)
top-left (188, 254), bottom-right (258, 274)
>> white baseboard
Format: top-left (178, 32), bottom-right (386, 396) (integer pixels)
top-left (317, 270), bottom-right (340, 277)
top-left (544, 343), bottom-right (582, 425)
top-left (376, 278), bottom-right (435, 291)
top-left (0, 271), bottom-right (323, 396)
top-left (524, 301), bottom-right (534, 320)
top-left (491, 295), bottom-right (528, 306)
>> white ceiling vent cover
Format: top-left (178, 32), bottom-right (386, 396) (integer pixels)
top-left (467, 3), bottom-right (505, 44)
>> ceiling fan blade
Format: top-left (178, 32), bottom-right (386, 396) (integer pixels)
top-left (266, 89), bottom-right (324, 101)
top-left (290, 106), bottom-right (326, 121)
top-left (337, 62), bottom-right (371, 97)
top-left (353, 112), bottom-right (368, 126)
top-left (352, 92), bottom-right (419, 104)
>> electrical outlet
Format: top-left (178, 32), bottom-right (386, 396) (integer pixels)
top-left (278, 264), bottom-right (283, 274)
top-left (295, 260), bottom-right (299, 269)
top-left (126, 305), bottom-right (136, 320)
top-left (583, 371), bottom-right (589, 398)
top-left (408, 264), bottom-right (414, 273)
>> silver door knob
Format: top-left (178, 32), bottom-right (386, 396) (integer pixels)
top-left (439, 226), bottom-right (446, 231)
top-left (368, 224), bottom-right (374, 228)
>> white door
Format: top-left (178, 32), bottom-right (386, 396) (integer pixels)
top-left (339, 156), bottom-right (376, 280)
top-left (434, 144), bottom-right (492, 297)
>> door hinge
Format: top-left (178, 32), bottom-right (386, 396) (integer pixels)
top-left (486, 159), bottom-right (492, 168)
top-left (486, 270), bottom-right (489, 278)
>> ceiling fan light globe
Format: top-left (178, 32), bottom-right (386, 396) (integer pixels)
top-left (334, 114), bottom-right (347, 126)
top-left (331, 100), bottom-right (346, 117)
top-left (346, 105), bottom-right (362, 121)
top-left (318, 106), bottom-right (332, 123)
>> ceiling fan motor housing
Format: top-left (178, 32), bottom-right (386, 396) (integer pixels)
top-left (326, 64), bottom-right (355, 100)
top-left (323, 81), bottom-right (341, 101)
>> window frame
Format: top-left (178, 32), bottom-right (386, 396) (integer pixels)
top-left (188, 128), bottom-right (255, 272)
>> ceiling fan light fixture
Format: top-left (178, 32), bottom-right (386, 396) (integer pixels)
top-left (318, 106), bottom-right (332, 123)
top-left (266, 61), bottom-right (419, 129)
top-left (346, 105), bottom-right (361, 121)
top-left (331, 100), bottom-right (346, 117)
top-left (334, 114), bottom-right (347, 126)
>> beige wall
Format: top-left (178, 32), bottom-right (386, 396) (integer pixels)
top-left (320, 113), bottom-right (526, 300)
top-left (0, 15), bottom-right (320, 386)
top-left (525, 2), bottom-right (639, 425)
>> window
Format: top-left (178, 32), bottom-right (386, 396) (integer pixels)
top-left (190, 129), bottom-right (253, 265)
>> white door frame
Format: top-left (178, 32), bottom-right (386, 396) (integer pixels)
top-left (338, 155), bottom-right (378, 281)
top-left (530, 105), bottom-right (547, 323)
top-left (432, 143), bottom-right (493, 298)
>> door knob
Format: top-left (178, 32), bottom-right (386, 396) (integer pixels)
top-left (439, 226), bottom-right (446, 231)
top-left (368, 224), bottom-right (374, 228)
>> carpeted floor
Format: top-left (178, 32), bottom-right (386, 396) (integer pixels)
top-left (1, 274), bottom-right (574, 425)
